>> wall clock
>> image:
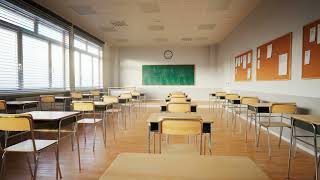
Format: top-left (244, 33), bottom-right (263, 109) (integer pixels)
top-left (164, 50), bottom-right (173, 59)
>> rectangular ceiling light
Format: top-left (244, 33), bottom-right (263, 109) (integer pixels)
top-left (181, 38), bottom-right (192, 41)
top-left (154, 38), bottom-right (168, 42)
top-left (148, 25), bottom-right (164, 31)
top-left (137, 0), bottom-right (160, 13)
top-left (208, 0), bottom-right (232, 11)
top-left (110, 20), bottom-right (128, 27)
top-left (198, 24), bottom-right (216, 30)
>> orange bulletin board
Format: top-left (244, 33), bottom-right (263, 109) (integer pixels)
top-left (256, 33), bottom-right (292, 81)
top-left (234, 50), bottom-right (252, 81)
top-left (302, 19), bottom-right (320, 79)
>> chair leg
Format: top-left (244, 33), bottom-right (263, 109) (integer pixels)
top-left (256, 125), bottom-right (261, 147)
top-left (279, 127), bottom-right (283, 148)
top-left (1, 151), bottom-right (7, 179)
top-left (33, 154), bottom-right (39, 180)
top-left (83, 124), bottom-right (87, 144)
top-left (55, 150), bottom-right (62, 179)
top-left (93, 124), bottom-right (97, 152)
top-left (267, 128), bottom-right (271, 159)
top-left (76, 127), bottom-right (81, 171)
top-left (26, 155), bottom-right (34, 178)
top-left (112, 112), bottom-right (116, 141)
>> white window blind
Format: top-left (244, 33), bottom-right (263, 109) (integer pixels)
top-left (0, 27), bottom-right (18, 90)
top-left (0, 5), bottom-right (34, 31)
top-left (74, 51), bottom-right (80, 88)
top-left (51, 43), bottom-right (64, 88)
top-left (93, 57), bottom-right (99, 87)
top-left (22, 35), bottom-right (49, 89)
top-left (38, 22), bottom-right (63, 42)
top-left (80, 53), bottom-right (92, 87)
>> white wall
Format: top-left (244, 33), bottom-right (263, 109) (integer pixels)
top-left (118, 46), bottom-right (222, 100)
top-left (217, 0), bottom-right (320, 98)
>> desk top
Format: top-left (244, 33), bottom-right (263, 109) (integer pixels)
top-left (290, 115), bottom-right (320, 126)
top-left (6, 101), bottom-right (38, 105)
top-left (72, 101), bottom-right (112, 106)
top-left (247, 103), bottom-right (272, 108)
top-left (82, 93), bottom-right (93, 96)
top-left (55, 96), bottom-right (71, 100)
top-left (147, 113), bottom-right (213, 123)
top-left (27, 111), bottom-right (79, 121)
top-left (161, 103), bottom-right (197, 107)
top-left (100, 153), bottom-right (269, 180)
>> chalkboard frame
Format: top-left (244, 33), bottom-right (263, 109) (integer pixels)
top-left (142, 64), bottom-right (195, 85)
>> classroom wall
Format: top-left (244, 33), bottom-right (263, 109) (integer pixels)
top-left (117, 46), bottom-right (222, 100)
top-left (216, 0), bottom-right (320, 153)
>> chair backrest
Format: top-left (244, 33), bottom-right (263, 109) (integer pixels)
top-left (241, 97), bottom-right (259, 105)
top-left (0, 100), bottom-right (7, 112)
top-left (40, 95), bottom-right (55, 103)
top-left (171, 91), bottom-right (185, 96)
top-left (131, 90), bottom-right (140, 96)
top-left (73, 101), bottom-right (94, 112)
top-left (271, 103), bottom-right (297, 114)
top-left (171, 94), bottom-right (186, 98)
top-left (215, 92), bottom-right (226, 96)
top-left (225, 94), bottom-right (239, 100)
top-left (90, 90), bottom-right (100, 96)
top-left (167, 102), bottom-right (191, 113)
top-left (170, 97), bottom-right (187, 103)
top-left (0, 114), bottom-right (32, 131)
top-left (161, 119), bottom-right (202, 135)
top-left (119, 93), bottom-right (132, 99)
top-left (103, 96), bottom-right (119, 104)
top-left (71, 92), bottom-right (83, 99)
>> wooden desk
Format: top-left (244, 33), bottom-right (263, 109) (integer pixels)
top-left (28, 111), bottom-right (79, 121)
top-left (100, 153), bottom-right (270, 180)
top-left (165, 97), bottom-right (191, 102)
top-left (55, 96), bottom-right (71, 111)
top-left (160, 103), bottom-right (197, 112)
top-left (288, 115), bottom-right (320, 180)
top-left (6, 101), bottom-right (38, 113)
top-left (147, 113), bottom-right (213, 154)
top-left (82, 93), bottom-right (93, 99)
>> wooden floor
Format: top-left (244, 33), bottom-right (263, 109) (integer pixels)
top-left (4, 105), bottom-right (315, 180)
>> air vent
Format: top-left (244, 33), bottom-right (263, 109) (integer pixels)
top-left (110, 20), bottom-right (128, 27)
top-left (137, 1), bottom-right (160, 13)
top-left (154, 38), bottom-right (168, 42)
top-left (148, 25), bottom-right (164, 31)
top-left (195, 37), bottom-right (208, 41)
top-left (198, 24), bottom-right (216, 30)
top-left (70, 5), bottom-right (96, 15)
top-left (208, 0), bottom-right (232, 11)
top-left (181, 38), bottom-right (192, 41)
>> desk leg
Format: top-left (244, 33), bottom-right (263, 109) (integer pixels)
top-left (287, 119), bottom-right (294, 179)
top-left (208, 133), bottom-right (212, 155)
top-left (254, 112), bottom-right (258, 146)
top-left (148, 125), bottom-right (151, 153)
top-left (245, 108), bottom-right (249, 142)
top-left (313, 124), bottom-right (319, 180)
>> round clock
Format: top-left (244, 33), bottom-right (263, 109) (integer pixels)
top-left (164, 50), bottom-right (173, 59)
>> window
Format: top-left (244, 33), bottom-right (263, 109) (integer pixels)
top-left (22, 35), bottom-right (49, 89)
top-left (0, 5), bottom-right (34, 31)
top-left (0, 27), bottom-right (18, 90)
top-left (74, 35), bottom-right (103, 89)
top-left (38, 22), bottom-right (63, 42)
top-left (51, 44), bottom-right (64, 88)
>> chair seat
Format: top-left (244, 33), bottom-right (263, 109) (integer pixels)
top-left (161, 144), bottom-right (199, 155)
top-left (106, 109), bottom-right (121, 113)
top-left (5, 139), bottom-right (57, 152)
top-left (77, 118), bottom-right (102, 124)
top-left (260, 121), bottom-right (291, 128)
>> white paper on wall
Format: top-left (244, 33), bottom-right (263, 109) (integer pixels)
top-left (240, 56), bottom-right (243, 63)
top-left (310, 26), bottom-right (316, 43)
top-left (257, 60), bottom-right (260, 69)
top-left (304, 50), bottom-right (311, 65)
top-left (317, 24), bottom-right (320, 44)
top-left (247, 68), bottom-right (251, 79)
top-left (257, 49), bottom-right (260, 58)
top-left (278, 53), bottom-right (288, 75)
top-left (248, 53), bottom-right (251, 64)
top-left (267, 44), bottom-right (272, 59)
top-left (243, 55), bottom-right (247, 64)
top-left (243, 58), bottom-right (247, 69)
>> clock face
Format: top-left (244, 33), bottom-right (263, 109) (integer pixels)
top-left (164, 50), bottom-right (173, 59)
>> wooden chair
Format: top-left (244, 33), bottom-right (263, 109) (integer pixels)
top-left (215, 92), bottom-right (226, 109)
top-left (222, 94), bottom-right (240, 126)
top-left (240, 97), bottom-right (260, 142)
top-left (131, 90), bottom-right (141, 114)
top-left (119, 93), bottom-right (133, 124)
top-left (0, 114), bottom-right (60, 180)
top-left (73, 101), bottom-right (106, 152)
top-left (0, 100), bottom-right (7, 113)
top-left (167, 102), bottom-right (191, 113)
top-left (71, 92), bottom-right (83, 101)
top-left (90, 90), bottom-right (101, 101)
top-left (103, 96), bottom-right (122, 139)
top-left (256, 103), bottom-right (297, 159)
top-left (170, 91), bottom-right (185, 96)
top-left (39, 95), bottom-right (56, 111)
top-left (160, 118), bottom-right (203, 155)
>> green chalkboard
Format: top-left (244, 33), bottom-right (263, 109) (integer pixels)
top-left (142, 65), bottom-right (195, 85)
